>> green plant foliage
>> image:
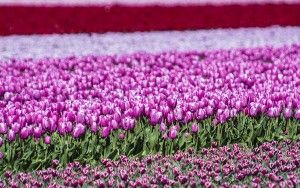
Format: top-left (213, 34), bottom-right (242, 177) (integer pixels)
top-left (0, 114), bottom-right (299, 173)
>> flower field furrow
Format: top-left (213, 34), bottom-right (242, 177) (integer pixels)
top-left (1, 27), bottom-right (300, 60)
top-left (1, 45), bottom-right (300, 172)
top-left (1, 1), bottom-right (300, 35)
top-left (1, 140), bottom-right (299, 187)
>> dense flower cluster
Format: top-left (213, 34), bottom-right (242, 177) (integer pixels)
top-left (0, 45), bottom-right (300, 142)
top-left (0, 140), bottom-right (299, 187)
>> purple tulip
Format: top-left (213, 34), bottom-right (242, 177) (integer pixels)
top-left (33, 126), bottom-right (43, 139)
top-left (49, 118), bottom-right (57, 133)
top-left (58, 122), bottom-right (67, 135)
top-left (99, 116), bottom-right (109, 127)
top-left (160, 123), bottom-right (167, 132)
top-left (150, 110), bottom-right (163, 125)
top-left (283, 108), bottom-right (293, 118)
top-left (11, 123), bottom-right (21, 133)
top-left (183, 111), bottom-right (193, 123)
top-left (7, 130), bottom-right (16, 143)
top-left (249, 106), bottom-right (258, 117)
top-left (72, 123), bottom-right (86, 138)
top-left (65, 121), bottom-right (73, 133)
top-left (167, 112), bottom-right (175, 124)
top-left (169, 126), bottom-right (178, 139)
top-left (20, 127), bottom-right (30, 140)
top-left (191, 123), bottom-right (199, 133)
top-left (42, 118), bottom-right (50, 131)
top-left (167, 97), bottom-right (177, 109)
top-left (196, 109), bottom-right (206, 120)
top-left (44, 136), bottom-right (52, 145)
top-left (90, 122), bottom-right (99, 133)
top-left (0, 123), bottom-right (7, 134)
top-left (101, 127), bottom-right (111, 138)
top-left (267, 107), bottom-right (280, 118)
top-left (76, 112), bottom-right (86, 124)
top-left (295, 109), bottom-right (300, 119)
top-left (122, 117), bottom-right (135, 131)
top-left (110, 120), bottom-right (118, 130)
top-left (67, 111), bottom-right (76, 122)
top-left (174, 108), bottom-right (183, 121)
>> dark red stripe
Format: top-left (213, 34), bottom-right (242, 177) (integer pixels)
top-left (0, 4), bottom-right (300, 35)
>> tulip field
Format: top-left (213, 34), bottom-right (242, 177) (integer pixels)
top-left (1, 1), bottom-right (300, 187)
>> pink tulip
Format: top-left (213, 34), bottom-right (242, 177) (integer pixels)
top-left (44, 135), bottom-right (51, 145)
top-left (160, 123), bottom-right (167, 132)
top-left (72, 123), bottom-right (86, 138)
top-left (33, 126), bottom-right (43, 139)
top-left (169, 126), bottom-right (178, 139)
top-left (7, 130), bottom-right (16, 143)
top-left (191, 123), bottom-right (199, 133)
top-left (101, 127), bottom-right (111, 138)
top-left (0, 123), bottom-right (7, 134)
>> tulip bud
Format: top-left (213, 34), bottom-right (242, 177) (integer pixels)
top-left (11, 123), bottom-right (21, 133)
top-left (101, 127), bottom-right (111, 138)
top-left (67, 111), bottom-right (76, 122)
top-left (167, 112), bottom-right (175, 124)
top-left (20, 127), bottom-right (30, 140)
top-left (267, 107), bottom-right (280, 118)
top-left (150, 110), bottom-right (163, 125)
top-left (249, 106), bottom-right (258, 117)
top-left (58, 122), bottom-right (67, 135)
top-left (283, 108), bottom-right (292, 118)
top-left (118, 133), bottom-right (125, 140)
top-left (72, 123), bottom-right (86, 138)
top-left (110, 120), bottom-right (118, 130)
top-left (160, 123), bottom-right (167, 132)
top-left (33, 126), bottom-right (43, 139)
top-left (191, 123), bottom-right (199, 133)
top-left (7, 130), bottom-right (16, 143)
top-left (90, 122), bottom-right (99, 133)
top-left (0, 123), bottom-right (7, 134)
top-left (174, 108), bottom-right (183, 121)
top-left (42, 118), bottom-right (50, 131)
top-left (65, 121), bottom-right (73, 133)
top-left (196, 109), bottom-right (206, 120)
top-left (169, 126), bottom-right (178, 139)
top-left (49, 118), bottom-right (57, 133)
top-left (44, 136), bottom-right (51, 145)
top-left (76, 112), bottom-right (86, 124)
top-left (183, 111), bottom-right (193, 123)
top-left (167, 97), bottom-right (177, 109)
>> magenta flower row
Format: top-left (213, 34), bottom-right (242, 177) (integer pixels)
top-left (0, 45), bottom-right (300, 142)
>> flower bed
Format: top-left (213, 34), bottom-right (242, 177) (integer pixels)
top-left (1, 3), bottom-right (300, 35)
top-left (1, 45), bottom-right (300, 172)
top-left (1, 140), bottom-right (299, 187)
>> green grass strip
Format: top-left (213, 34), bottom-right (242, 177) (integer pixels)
top-left (0, 114), bottom-right (299, 173)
